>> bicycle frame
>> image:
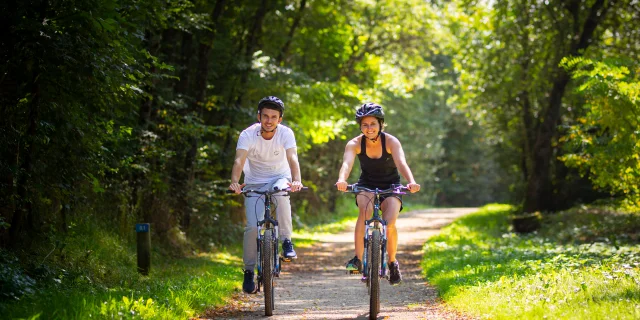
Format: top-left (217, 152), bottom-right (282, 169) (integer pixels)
top-left (346, 185), bottom-right (407, 278)
top-left (228, 185), bottom-right (306, 316)
top-left (344, 184), bottom-right (408, 320)
top-left (255, 190), bottom-right (281, 282)
top-left (363, 190), bottom-right (388, 280)
top-left (235, 188), bottom-right (285, 284)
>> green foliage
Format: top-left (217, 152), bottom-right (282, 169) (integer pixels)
top-left (0, 251), bottom-right (36, 301)
top-left (442, 0), bottom-right (640, 210)
top-left (5, 2), bottom-right (639, 310)
top-left (560, 57), bottom-right (640, 209)
top-left (0, 224), bottom-right (242, 319)
top-left (422, 205), bottom-right (640, 319)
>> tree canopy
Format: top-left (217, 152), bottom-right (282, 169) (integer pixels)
top-left (1, 0), bottom-right (638, 251)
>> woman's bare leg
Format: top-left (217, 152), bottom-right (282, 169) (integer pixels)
top-left (354, 192), bottom-right (373, 259)
top-left (381, 197), bottom-right (402, 262)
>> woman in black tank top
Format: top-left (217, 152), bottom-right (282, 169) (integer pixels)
top-left (335, 102), bottom-right (421, 285)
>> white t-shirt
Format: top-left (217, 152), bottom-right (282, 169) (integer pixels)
top-left (237, 123), bottom-right (297, 184)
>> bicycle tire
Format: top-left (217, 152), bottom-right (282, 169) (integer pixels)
top-left (369, 229), bottom-right (381, 319)
top-left (263, 229), bottom-right (275, 316)
top-left (364, 234), bottom-right (370, 290)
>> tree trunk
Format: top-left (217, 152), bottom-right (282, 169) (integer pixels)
top-left (276, 0), bottom-right (307, 65)
top-left (194, 0), bottom-right (225, 105)
top-left (178, 0), bottom-right (226, 230)
top-left (9, 65), bottom-right (39, 245)
top-left (523, 0), bottom-right (608, 213)
top-left (176, 32), bottom-right (193, 95)
top-left (234, 0), bottom-right (270, 107)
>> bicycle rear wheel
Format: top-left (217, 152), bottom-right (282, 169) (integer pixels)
top-left (262, 229), bottom-right (275, 316)
top-left (369, 229), bottom-right (381, 319)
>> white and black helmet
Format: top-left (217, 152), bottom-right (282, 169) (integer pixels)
top-left (258, 96), bottom-right (285, 116)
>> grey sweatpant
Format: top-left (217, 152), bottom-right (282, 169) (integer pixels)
top-left (243, 178), bottom-right (293, 270)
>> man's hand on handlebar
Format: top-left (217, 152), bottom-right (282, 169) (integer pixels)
top-left (287, 180), bottom-right (303, 192)
top-left (228, 182), bottom-right (246, 194)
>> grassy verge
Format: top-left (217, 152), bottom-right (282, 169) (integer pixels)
top-left (0, 247), bottom-right (242, 320)
top-left (0, 216), bottom-right (244, 320)
top-left (422, 204), bottom-right (640, 320)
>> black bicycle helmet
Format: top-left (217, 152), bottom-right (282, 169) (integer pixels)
top-left (258, 96), bottom-right (285, 116)
top-left (355, 102), bottom-right (384, 124)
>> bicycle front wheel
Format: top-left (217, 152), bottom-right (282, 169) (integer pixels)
top-left (369, 229), bottom-right (381, 319)
top-left (262, 229), bottom-right (275, 316)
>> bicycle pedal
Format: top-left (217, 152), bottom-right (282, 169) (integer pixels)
top-left (348, 270), bottom-right (361, 275)
top-left (280, 257), bottom-right (293, 263)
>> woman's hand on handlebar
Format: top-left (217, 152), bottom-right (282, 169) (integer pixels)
top-left (407, 182), bottom-right (420, 193)
top-left (335, 180), bottom-right (348, 192)
top-left (287, 180), bottom-right (303, 192)
top-left (228, 182), bottom-right (246, 194)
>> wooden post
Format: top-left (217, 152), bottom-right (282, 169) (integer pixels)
top-left (136, 223), bottom-right (151, 275)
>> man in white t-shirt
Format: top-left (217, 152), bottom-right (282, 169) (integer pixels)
top-left (228, 96), bottom-right (304, 294)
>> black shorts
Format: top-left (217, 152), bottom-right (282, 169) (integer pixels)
top-left (353, 185), bottom-right (404, 212)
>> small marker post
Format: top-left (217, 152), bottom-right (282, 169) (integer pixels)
top-left (136, 223), bottom-right (151, 275)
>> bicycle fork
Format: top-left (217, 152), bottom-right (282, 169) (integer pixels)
top-left (362, 222), bottom-right (388, 280)
top-left (256, 225), bottom-right (281, 291)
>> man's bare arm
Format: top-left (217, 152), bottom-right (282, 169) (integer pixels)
top-left (229, 149), bottom-right (248, 193)
top-left (286, 147), bottom-right (303, 191)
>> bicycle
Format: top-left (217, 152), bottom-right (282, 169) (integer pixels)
top-left (227, 185), bottom-right (306, 316)
top-left (343, 184), bottom-right (409, 320)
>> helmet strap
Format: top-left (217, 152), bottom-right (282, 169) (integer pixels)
top-left (261, 125), bottom-right (277, 134)
top-left (362, 130), bottom-right (381, 143)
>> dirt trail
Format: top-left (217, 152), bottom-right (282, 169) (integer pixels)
top-left (201, 208), bottom-right (478, 319)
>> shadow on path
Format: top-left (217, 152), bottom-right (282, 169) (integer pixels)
top-left (200, 208), bottom-right (478, 320)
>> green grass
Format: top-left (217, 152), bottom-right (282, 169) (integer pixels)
top-left (0, 249), bottom-right (242, 320)
top-left (0, 216), bottom-right (244, 320)
top-left (422, 204), bottom-right (640, 320)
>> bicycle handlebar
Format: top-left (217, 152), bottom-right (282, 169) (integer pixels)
top-left (344, 184), bottom-right (409, 194)
top-left (226, 186), bottom-right (309, 195)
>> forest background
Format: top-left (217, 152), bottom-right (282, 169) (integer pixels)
top-left (1, 0), bottom-right (639, 281)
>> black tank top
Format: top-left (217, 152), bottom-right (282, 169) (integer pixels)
top-left (357, 132), bottom-right (401, 188)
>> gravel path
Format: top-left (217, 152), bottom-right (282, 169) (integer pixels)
top-left (200, 208), bottom-right (478, 319)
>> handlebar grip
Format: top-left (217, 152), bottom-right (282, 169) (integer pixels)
top-left (226, 189), bottom-right (236, 194)
top-left (273, 186), bottom-right (309, 191)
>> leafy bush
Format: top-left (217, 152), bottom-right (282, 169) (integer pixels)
top-left (0, 250), bottom-right (36, 301)
top-left (560, 57), bottom-right (640, 210)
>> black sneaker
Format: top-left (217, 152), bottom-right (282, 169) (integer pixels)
top-left (282, 239), bottom-right (297, 260)
top-left (388, 261), bottom-right (402, 285)
top-left (243, 269), bottom-right (257, 294)
top-left (346, 256), bottom-right (362, 273)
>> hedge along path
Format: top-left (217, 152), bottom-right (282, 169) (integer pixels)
top-left (200, 208), bottom-right (478, 320)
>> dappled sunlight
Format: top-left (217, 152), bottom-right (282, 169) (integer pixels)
top-left (198, 251), bottom-right (242, 266)
top-left (423, 205), bottom-right (640, 319)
